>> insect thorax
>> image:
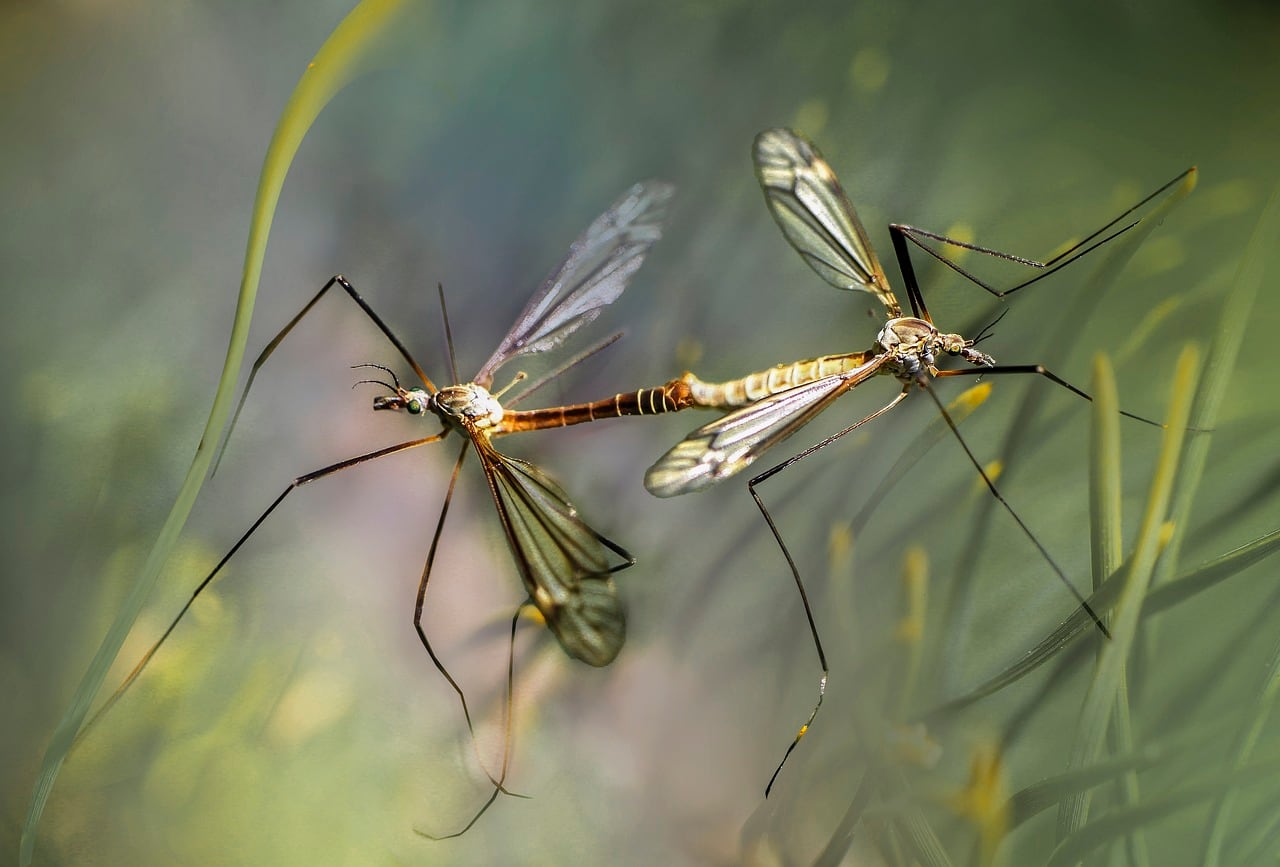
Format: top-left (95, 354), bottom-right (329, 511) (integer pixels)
top-left (876, 317), bottom-right (989, 379)
top-left (876, 317), bottom-right (938, 377)
top-left (433, 383), bottom-right (505, 429)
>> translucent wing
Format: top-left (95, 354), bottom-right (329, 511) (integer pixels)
top-left (471, 433), bottom-right (628, 666)
top-left (474, 180), bottom-right (676, 387)
top-left (753, 128), bottom-right (901, 317)
top-left (645, 354), bottom-right (890, 497)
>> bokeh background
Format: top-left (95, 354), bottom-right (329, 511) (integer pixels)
top-left (4, 1), bottom-right (1280, 864)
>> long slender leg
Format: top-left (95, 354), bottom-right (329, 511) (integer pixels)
top-left (749, 387), bottom-right (911, 796)
top-left (935, 364), bottom-right (1163, 428)
top-left (407, 440), bottom-right (530, 794)
top-left (849, 384), bottom-right (991, 537)
top-left (887, 168), bottom-right (1194, 304)
top-left (411, 442), bottom-right (489, 747)
top-left (885, 225), bottom-right (933, 322)
top-left (419, 604), bottom-right (528, 840)
top-left (76, 431), bottom-right (448, 743)
top-left (889, 220), bottom-right (1134, 308)
top-left (419, 511), bottom-right (637, 839)
top-left (918, 382), bottom-right (1109, 637)
top-left (213, 275), bottom-right (436, 473)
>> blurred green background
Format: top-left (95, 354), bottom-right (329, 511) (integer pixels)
top-left (4, 1), bottom-right (1280, 864)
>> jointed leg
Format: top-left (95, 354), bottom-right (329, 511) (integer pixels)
top-left (918, 382), bottom-right (1109, 637)
top-left (887, 168), bottom-right (1195, 308)
top-left (418, 604), bottom-right (528, 840)
top-left (748, 387), bottom-right (910, 796)
top-left (214, 275), bottom-right (436, 472)
top-left (411, 441), bottom-right (488, 752)
top-left (935, 364), bottom-right (1163, 428)
top-left (77, 431), bottom-right (448, 744)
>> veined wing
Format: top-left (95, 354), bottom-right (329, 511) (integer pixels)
top-left (471, 432), bottom-right (629, 667)
top-left (753, 128), bottom-right (901, 317)
top-left (474, 180), bottom-right (676, 387)
top-left (645, 354), bottom-right (890, 497)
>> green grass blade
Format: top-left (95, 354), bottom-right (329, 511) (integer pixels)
top-left (1227, 793), bottom-right (1280, 865)
top-left (1186, 461), bottom-right (1280, 551)
top-left (1200, 632), bottom-right (1280, 865)
top-left (1045, 746), bottom-right (1280, 867)
top-left (922, 519), bottom-right (1280, 723)
top-left (18, 3), bottom-right (423, 864)
top-left (1055, 344), bottom-right (1200, 845)
top-left (1087, 352), bottom-right (1149, 866)
top-left (893, 807), bottom-right (955, 867)
top-left (1088, 353), bottom-right (1123, 596)
top-left (813, 769), bottom-right (873, 867)
top-left (1135, 179), bottom-right (1280, 768)
top-left (1016, 755), bottom-right (1158, 830)
top-left (938, 169), bottom-right (1198, 688)
top-left (1145, 526), bottom-right (1280, 613)
top-left (1152, 180), bottom-right (1280, 589)
top-left (1006, 714), bottom-right (1233, 826)
top-left (1108, 664), bottom-right (1149, 867)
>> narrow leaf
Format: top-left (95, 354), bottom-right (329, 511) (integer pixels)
top-left (19, 3), bottom-right (423, 863)
top-left (1056, 344), bottom-right (1200, 843)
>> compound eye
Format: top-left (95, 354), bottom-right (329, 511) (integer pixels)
top-left (405, 398), bottom-right (424, 415)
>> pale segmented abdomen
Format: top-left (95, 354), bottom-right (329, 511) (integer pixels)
top-left (679, 351), bottom-right (876, 408)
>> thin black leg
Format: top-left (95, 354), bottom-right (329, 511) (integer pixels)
top-left (935, 364), bottom-right (1163, 428)
top-left (417, 605), bottom-right (529, 840)
top-left (887, 168), bottom-right (1194, 304)
top-left (918, 382), bottom-right (1110, 638)
top-left (213, 275), bottom-right (436, 473)
top-left (78, 431), bottom-right (448, 742)
top-left (748, 387), bottom-right (911, 796)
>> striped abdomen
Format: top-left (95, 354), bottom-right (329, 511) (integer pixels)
top-left (495, 378), bottom-right (697, 434)
top-left (679, 351), bottom-right (876, 408)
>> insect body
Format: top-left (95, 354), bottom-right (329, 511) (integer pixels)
top-left (646, 127), bottom-right (1192, 794)
top-left (647, 316), bottom-right (994, 495)
top-left (84, 180), bottom-right (711, 836)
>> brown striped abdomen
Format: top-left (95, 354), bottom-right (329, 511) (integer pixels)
top-left (495, 378), bottom-right (697, 434)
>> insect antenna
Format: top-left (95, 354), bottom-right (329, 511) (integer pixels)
top-left (350, 378), bottom-right (397, 392)
top-left (350, 362), bottom-right (403, 394)
top-left (212, 275), bottom-right (435, 475)
top-left (971, 308), bottom-right (1011, 347)
top-left (351, 362), bottom-right (401, 388)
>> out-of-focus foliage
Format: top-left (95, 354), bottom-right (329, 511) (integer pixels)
top-left (4, 1), bottom-right (1280, 864)
top-left (17, 3), bottom-right (423, 862)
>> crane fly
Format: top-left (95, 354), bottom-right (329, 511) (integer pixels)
top-left (646, 128), bottom-right (1194, 794)
top-left (83, 180), bottom-right (708, 837)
